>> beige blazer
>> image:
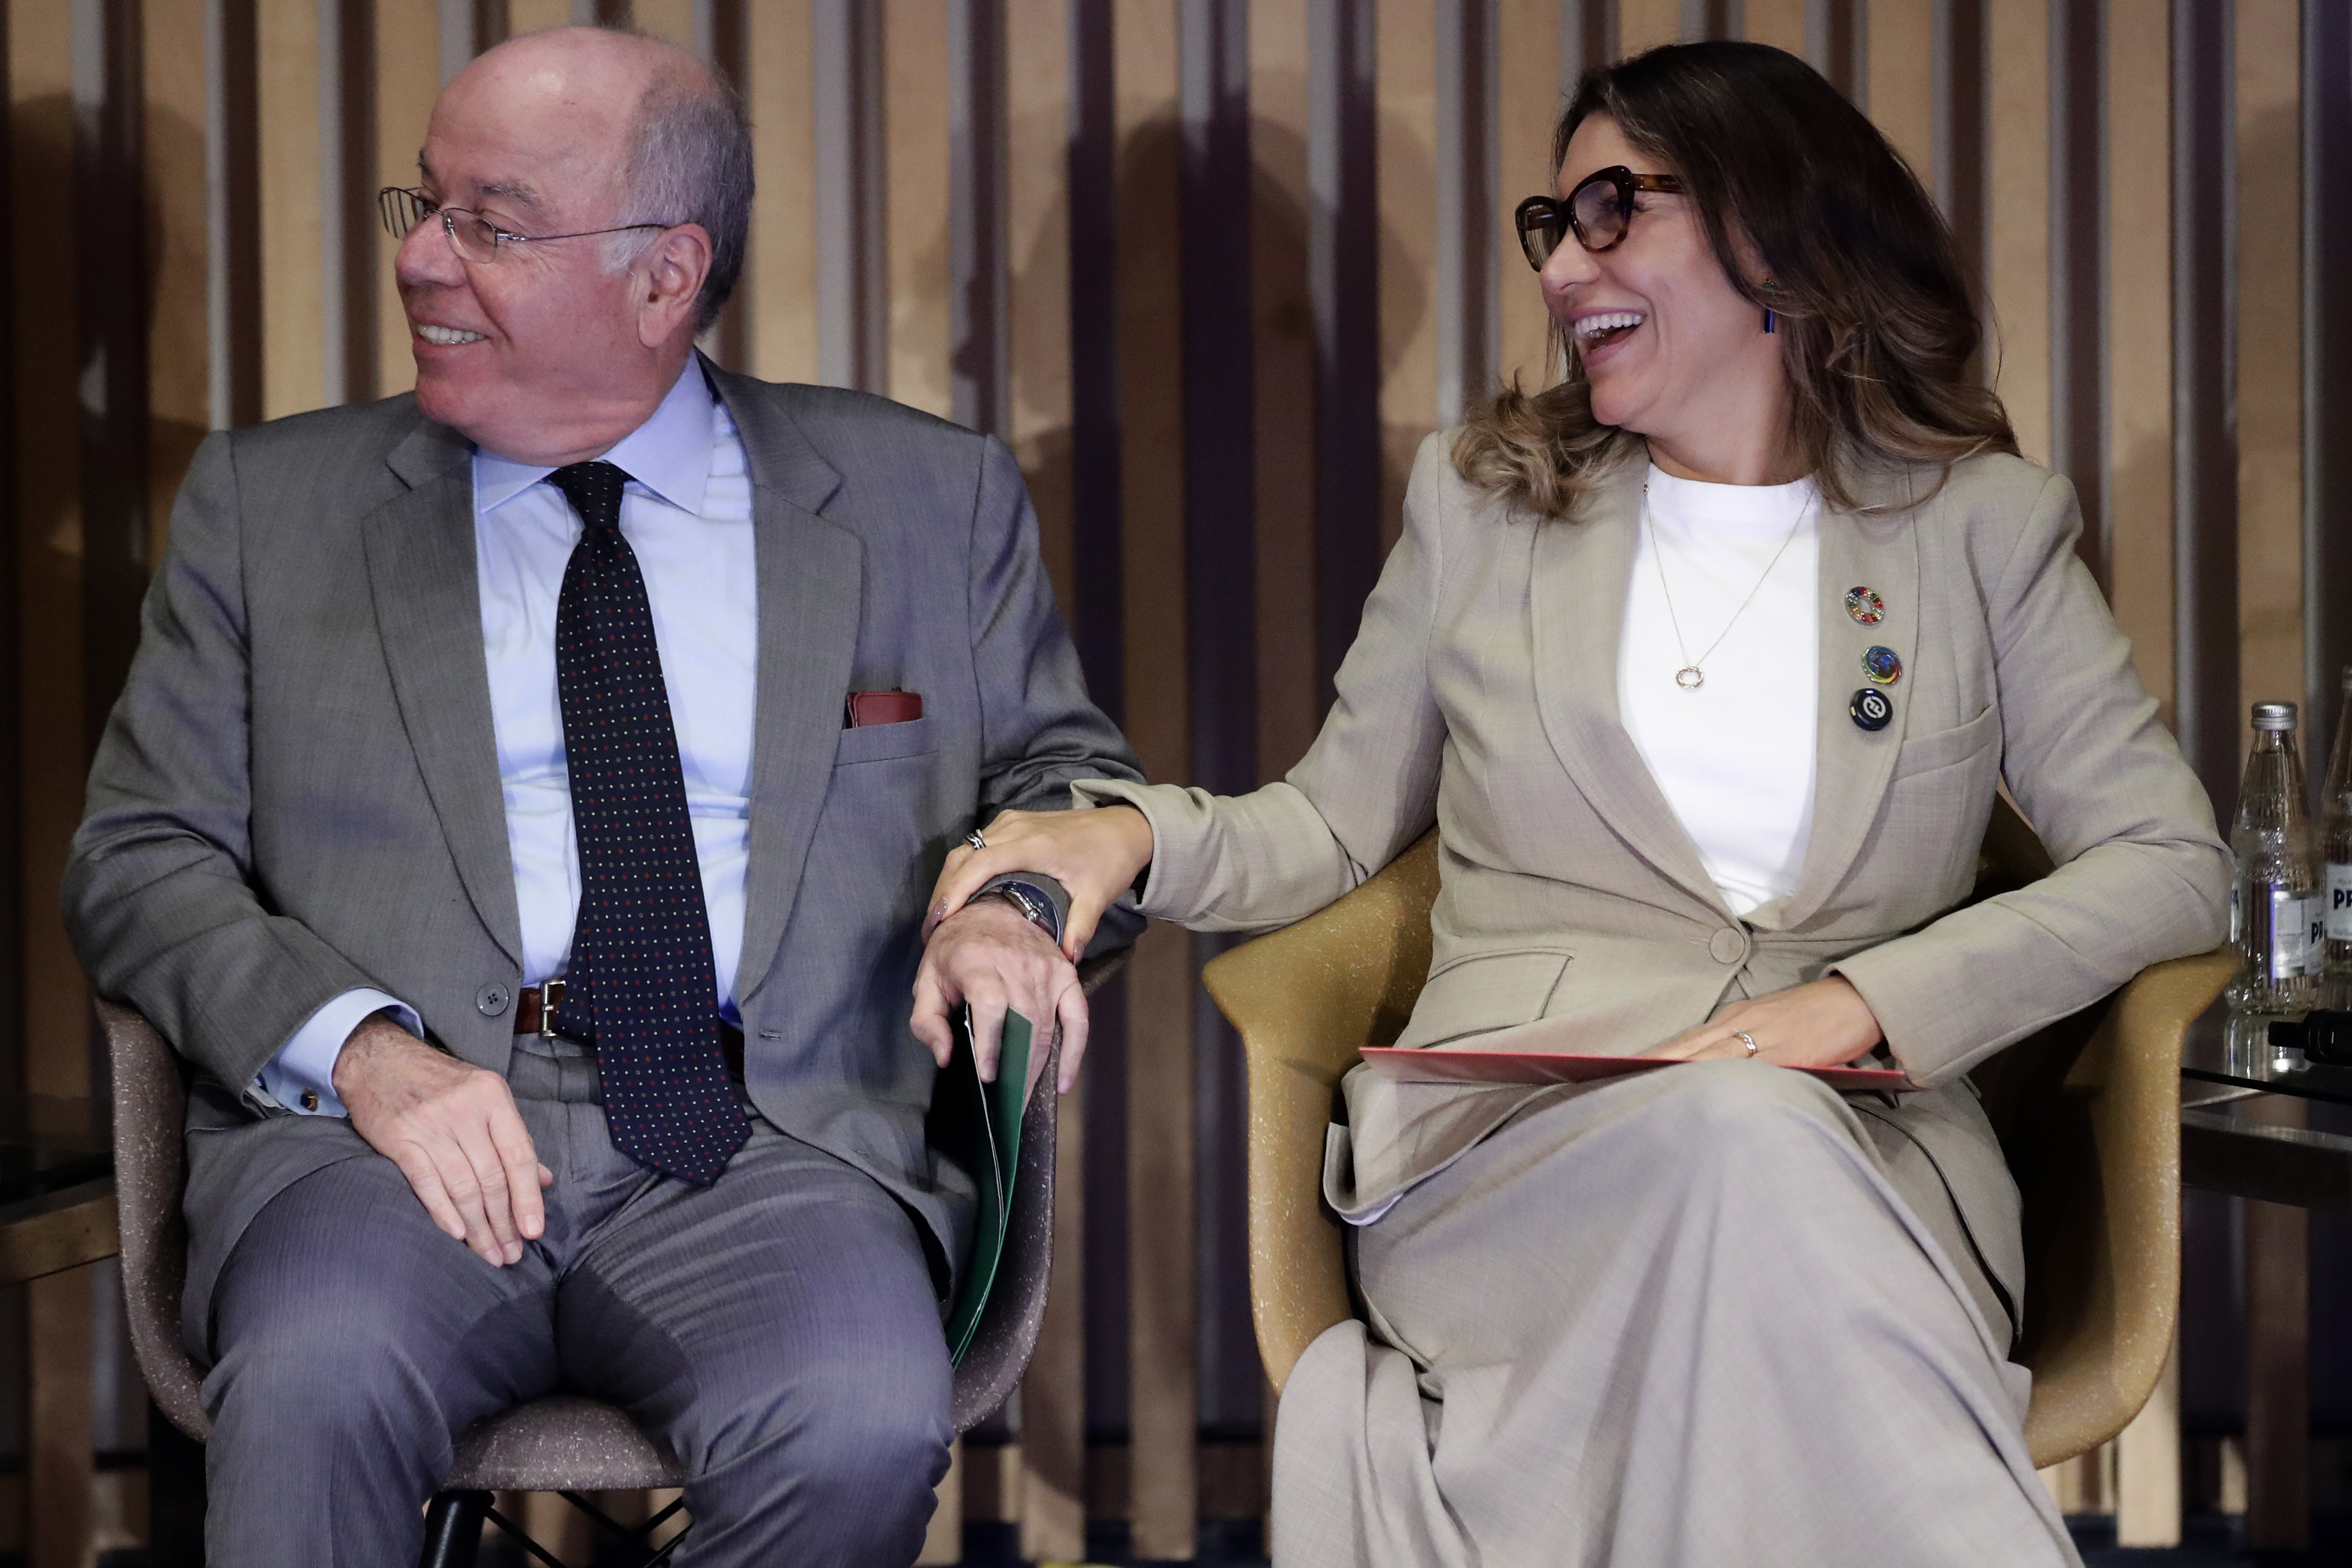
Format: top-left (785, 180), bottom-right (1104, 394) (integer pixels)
top-left (1079, 435), bottom-right (2229, 1324)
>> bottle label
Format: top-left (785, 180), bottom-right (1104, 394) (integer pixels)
top-left (2330, 863), bottom-right (2352, 941)
top-left (2271, 890), bottom-right (2320, 977)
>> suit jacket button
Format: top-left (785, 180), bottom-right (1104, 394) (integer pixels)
top-left (476, 983), bottom-right (511, 1018)
top-left (1709, 928), bottom-right (1748, 965)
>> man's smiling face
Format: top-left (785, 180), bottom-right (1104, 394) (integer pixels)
top-left (395, 31), bottom-right (688, 464)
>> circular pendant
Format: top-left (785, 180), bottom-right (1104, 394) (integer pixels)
top-left (1675, 666), bottom-right (1705, 690)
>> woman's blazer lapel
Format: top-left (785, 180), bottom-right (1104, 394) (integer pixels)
top-left (1522, 453), bottom-right (1931, 934)
top-left (1526, 458), bottom-right (1729, 917)
top-left (1778, 467), bottom-right (1925, 929)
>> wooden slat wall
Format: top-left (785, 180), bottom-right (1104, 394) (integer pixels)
top-left (744, 0), bottom-right (816, 383)
top-left (1110, 4), bottom-right (1198, 1558)
top-left (1249, 0), bottom-right (1316, 779)
top-left (6, 1), bottom-right (2346, 1560)
top-left (1986, 0), bottom-right (2051, 465)
top-left (12, 0), bottom-right (93, 1559)
top-left (2239, 0), bottom-right (2302, 731)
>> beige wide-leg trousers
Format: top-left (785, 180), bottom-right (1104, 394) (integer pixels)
top-left (1271, 1062), bottom-right (2081, 1568)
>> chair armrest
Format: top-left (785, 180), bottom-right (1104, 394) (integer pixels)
top-left (1203, 834), bottom-right (1442, 1391)
top-left (95, 1000), bottom-right (209, 1442)
top-left (1077, 945), bottom-right (1131, 996)
top-left (2020, 945), bottom-right (2233, 1468)
top-left (949, 1039), bottom-right (1060, 1432)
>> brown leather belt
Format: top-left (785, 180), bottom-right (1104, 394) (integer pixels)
top-left (515, 981), bottom-right (746, 1080)
top-left (513, 980), bottom-right (566, 1037)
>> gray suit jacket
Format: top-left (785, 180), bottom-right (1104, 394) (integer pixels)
top-left (1079, 435), bottom-right (2230, 1327)
top-left (64, 363), bottom-right (1141, 1352)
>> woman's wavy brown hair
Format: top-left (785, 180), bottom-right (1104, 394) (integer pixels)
top-left (1455, 40), bottom-right (2015, 519)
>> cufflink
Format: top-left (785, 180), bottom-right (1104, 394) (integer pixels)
top-left (299, 1089), bottom-right (319, 1112)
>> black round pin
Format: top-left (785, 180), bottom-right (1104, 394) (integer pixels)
top-left (1849, 687), bottom-right (1893, 732)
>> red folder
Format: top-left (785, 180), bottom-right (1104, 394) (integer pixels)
top-left (1358, 1047), bottom-right (1913, 1093)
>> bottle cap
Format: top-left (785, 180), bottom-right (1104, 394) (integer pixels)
top-left (2253, 701), bottom-right (2299, 731)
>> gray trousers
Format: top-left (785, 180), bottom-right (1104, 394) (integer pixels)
top-left (199, 1037), bottom-right (953, 1568)
top-left (1273, 1063), bottom-right (2079, 1568)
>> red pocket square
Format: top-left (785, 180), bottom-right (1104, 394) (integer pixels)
top-left (846, 690), bottom-right (923, 727)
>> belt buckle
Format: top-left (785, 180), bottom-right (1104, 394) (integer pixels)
top-left (540, 978), bottom-right (566, 1039)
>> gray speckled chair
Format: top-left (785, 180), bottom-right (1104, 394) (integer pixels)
top-left (100, 993), bottom-right (1073, 1566)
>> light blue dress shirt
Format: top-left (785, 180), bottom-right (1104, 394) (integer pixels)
top-left (257, 363), bottom-right (756, 1116)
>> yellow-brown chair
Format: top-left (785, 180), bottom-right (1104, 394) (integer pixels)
top-left (1200, 799), bottom-right (2235, 1467)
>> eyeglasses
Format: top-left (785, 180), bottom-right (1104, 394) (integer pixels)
top-left (1515, 165), bottom-right (1686, 267)
top-left (377, 186), bottom-right (677, 265)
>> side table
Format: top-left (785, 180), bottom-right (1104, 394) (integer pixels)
top-left (2180, 1000), bottom-right (2352, 1550)
top-left (0, 1093), bottom-right (116, 1285)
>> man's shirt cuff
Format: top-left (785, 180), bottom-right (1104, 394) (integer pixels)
top-left (254, 988), bottom-right (419, 1118)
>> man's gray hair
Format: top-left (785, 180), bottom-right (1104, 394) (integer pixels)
top-left (618, 62), bottom-right (754, 333)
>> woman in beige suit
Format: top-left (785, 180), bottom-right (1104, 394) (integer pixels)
top-left (919, 40), bottom-right (2226, 1568)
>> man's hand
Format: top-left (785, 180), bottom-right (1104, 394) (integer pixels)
top-left (1645, 975), bottom-right (1890, 1071)
top-left (910, 898), bottom-right (1088, 1098)
top-left (332, 1014), bottom-right (552, 1266)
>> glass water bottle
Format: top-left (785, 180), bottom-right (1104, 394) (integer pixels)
top-left (2229, 701), bottom-right (2322, 1016)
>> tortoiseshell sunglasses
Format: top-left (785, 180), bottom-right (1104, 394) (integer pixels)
top-left (1515, 165), bottom-right (1685, 266)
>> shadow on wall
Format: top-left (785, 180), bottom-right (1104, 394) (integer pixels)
top-left (14, 93), bottom-right (213, 578)
top-left (991, 101), bottom-right (1433, 712)
top-left (964, 98), bottom-right (1439, 1457)
top-left (6, 89), bottom-right (215, 1568)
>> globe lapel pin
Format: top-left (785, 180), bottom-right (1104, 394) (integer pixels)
top-left (1861, 645), bottom-right (1902, 685)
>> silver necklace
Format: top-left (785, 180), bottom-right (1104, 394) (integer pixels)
top-left (1645, 485), bottom-right (1810, 691)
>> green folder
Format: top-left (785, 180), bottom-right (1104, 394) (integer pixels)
top-left (943, 1007), bottom-right (1031, 1366)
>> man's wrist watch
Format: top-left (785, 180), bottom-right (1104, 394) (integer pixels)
top-left (974, 881), bottom-right (1060, 943)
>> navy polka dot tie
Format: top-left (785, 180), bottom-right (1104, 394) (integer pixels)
top-left (546, 460), bottom-right (747, 1185)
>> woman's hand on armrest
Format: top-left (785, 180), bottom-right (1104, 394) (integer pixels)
top-left (927, 803), bottom-right (1156, 959)
top-left (1646, 976), bottom-right (1887, 1070)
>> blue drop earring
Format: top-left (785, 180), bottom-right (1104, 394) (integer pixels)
top-left (1761, 278), bottom-right (1777, 333)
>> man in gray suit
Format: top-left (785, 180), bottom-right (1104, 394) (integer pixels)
top-left (63, 26), bottom-right (1135, 1566)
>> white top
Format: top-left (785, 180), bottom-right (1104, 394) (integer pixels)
top-left (1617, 464), bottom-right (1821, 917)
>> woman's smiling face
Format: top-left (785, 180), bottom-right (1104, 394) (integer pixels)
top-left (1540, 114), bottom-right (1789, 478)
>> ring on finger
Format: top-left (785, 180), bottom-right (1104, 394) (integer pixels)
top-left (1734, 1030), bottom-right (1760, 1057)
top-left (965, 830), bottom-right (988, 851)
